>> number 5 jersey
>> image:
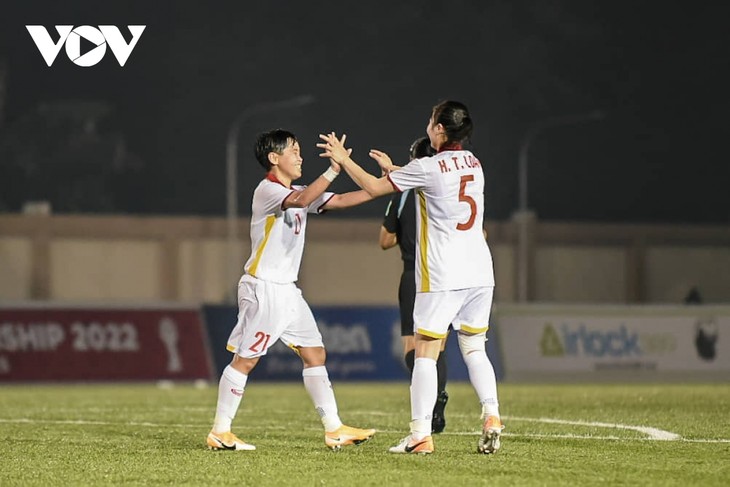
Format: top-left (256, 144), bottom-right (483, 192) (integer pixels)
top-left (386, 147), bottom-right (494, 292)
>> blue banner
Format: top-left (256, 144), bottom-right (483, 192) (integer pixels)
top-left (203, 305), bottom-right (239, 377)
top-left (202, 305), bottom-right (503, 382)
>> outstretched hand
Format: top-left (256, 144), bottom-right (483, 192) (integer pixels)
top-left (318, 132), bottom-right (395, 197)
top-left (317, 132), bottom-right (351, 165)
top-left (368, 149), bottom-right (397, 175)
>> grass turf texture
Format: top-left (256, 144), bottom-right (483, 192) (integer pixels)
top-left (1, 382), bottom-right (728, 486)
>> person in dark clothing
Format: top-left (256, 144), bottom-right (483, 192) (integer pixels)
top-left (379, 136), bottom-right (449, 434)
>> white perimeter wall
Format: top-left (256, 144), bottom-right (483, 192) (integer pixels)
top-left (1, 214), bottom-right (729, 305)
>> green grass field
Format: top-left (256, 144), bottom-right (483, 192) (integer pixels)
top-left (1, 382), bottom-right (729, 486)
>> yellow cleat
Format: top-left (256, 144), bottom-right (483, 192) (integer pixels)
top-left (324, 424), bottom-right (376, 451)
top-left (206, 431), bottom-right (256, 451)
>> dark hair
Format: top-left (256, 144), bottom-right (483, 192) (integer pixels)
top-left (431, 100), bottom-right (473, 145)
top-left (409, 136), bottom-right (435, 160)
top-left (254, 129), bottom-right (297, 171)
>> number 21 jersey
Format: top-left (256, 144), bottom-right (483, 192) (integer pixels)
top-left (244, 173), bottom-right (333, 284)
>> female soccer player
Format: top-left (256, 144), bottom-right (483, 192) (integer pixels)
top-left (319, 101), bottom-right (503, 455)
top-left (380, 137), bottom-right (450, 434)
top-left (207, 129), bottom-right (376, 452)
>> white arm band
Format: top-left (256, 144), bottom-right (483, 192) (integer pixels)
top-left (322, 167), bottom-right (339, 182)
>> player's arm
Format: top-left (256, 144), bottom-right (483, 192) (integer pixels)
top-left (380, 194), bottom-right (399, 250)
top-left (379, 226), bottom-right (397, 250)
top-left (318, 133), bottom-right (395, 198)
top-left (320, 190), bottom-right (375, 210)
top-left (283, 161), bottom-right (341, 209)
top-left (371, 149), bottom-right (400, 174)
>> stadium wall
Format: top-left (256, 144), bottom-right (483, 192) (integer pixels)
top-left (496, 304), bottom-right (730, 382)
top-left (1, 213), bottom-right (730, 304)
top-left (1, 302), bottom-right (726, 383)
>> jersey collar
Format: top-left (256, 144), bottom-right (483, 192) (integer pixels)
top-left (437, 143), bottom-right (463, 153)
top-left (266, 172), bottom-right (290, 188)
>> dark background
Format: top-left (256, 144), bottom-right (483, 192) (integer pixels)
top-left (1, 0), bottom-right (728, 223)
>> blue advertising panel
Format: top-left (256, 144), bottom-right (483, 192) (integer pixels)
top-left (203, 305), bottom-right (239, 377)
top-left (202, 305), bottom-right (503, 381)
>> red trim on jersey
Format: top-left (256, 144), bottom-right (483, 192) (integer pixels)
top-left (437, 143), bottom-right (463, 153)
top-left (266, 172), bottom-right (290, 188)
top-left (281, 190), bottom-right (297, 211)
top-left (317, 194), bottom-right (336, 214)
top-left (266, 173), bottom-right (296, 210)
top-left (386, 173), bottom-right (403, 192)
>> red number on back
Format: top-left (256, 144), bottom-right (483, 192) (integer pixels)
top-left (456, 175), bottom-right (477, 231)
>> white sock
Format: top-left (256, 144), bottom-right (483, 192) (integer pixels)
top-left (212, 365), bottom-right (248, 433)
top-left (463, 350), bottom-right (500, 417)
top-left (303, 366), bottom-right (342, 432)
top-left (410, 357), bottom-right (437, 439)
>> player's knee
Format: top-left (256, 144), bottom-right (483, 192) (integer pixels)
top-left (299, 346), bottom-right (326, 367)
top-left (231, 355), bottom-right (259, 374)
top-left (457, 332), bottom-right (486, 357)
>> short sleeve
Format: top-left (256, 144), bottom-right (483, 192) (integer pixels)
top-left (387, 158), bottom-right (427, 192)
top-left (382, 193), bottom-right (399, 233)
top-left (308, 190), bottom-right (336, 214)
top-left (255, 180), bottom-right (295, 215)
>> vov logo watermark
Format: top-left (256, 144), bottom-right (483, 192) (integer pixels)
top-left (26, 25), bottom-right (146, 67)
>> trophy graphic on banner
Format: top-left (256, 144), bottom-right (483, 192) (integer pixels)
top-left (158, 317), bottom-right (182, 372)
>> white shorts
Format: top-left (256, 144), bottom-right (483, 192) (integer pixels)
top-left (413, 286), bottom-right (494, 338)
top-left (226, 274), bottom-right (323, 358)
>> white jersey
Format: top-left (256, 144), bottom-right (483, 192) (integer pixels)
top-left (243, 174), bottom-right (334, 283)
top-left (387, 148), bottom-right (494, 292)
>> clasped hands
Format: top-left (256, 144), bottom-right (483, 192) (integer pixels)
top-left (318, 132), bottom-right (397, 175)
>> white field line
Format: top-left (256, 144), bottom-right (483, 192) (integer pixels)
top-left (1, 417), bottom-right (729, 444)
top-left (506, 416), bottom-right (680, 441)
top-left (439, 431), bottom-right (730, 444)
top-left (0, 418), bottom-right (193, 427)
